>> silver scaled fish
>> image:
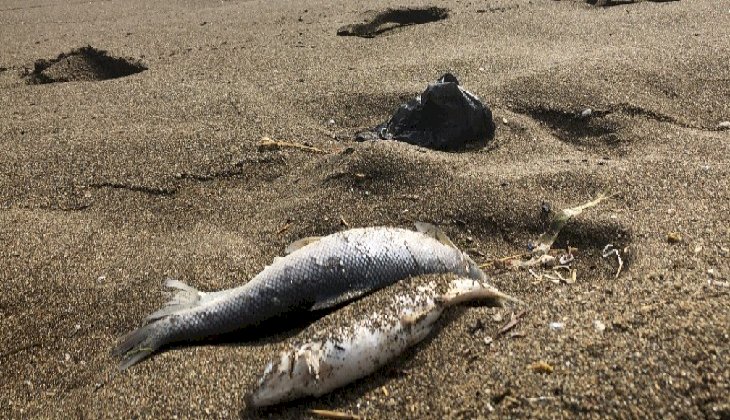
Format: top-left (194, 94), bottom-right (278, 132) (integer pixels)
top-left (246, 273), bottom-right (516, 408)
top-left (113, 223), bottom-right (487, 369)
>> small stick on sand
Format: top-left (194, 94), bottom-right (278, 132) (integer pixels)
top-left (480, 253), bottom-right (528, 269)
top-left (309, 409), bottom-right (362, 420)
top-left (497, 309), bottom-right (528, 336)
top-left (258, 137), bottom-right (329, 154)
top-left (0, 342), bottom-right (41, 359)
top-left (277, 221), bottom-right (292, 234)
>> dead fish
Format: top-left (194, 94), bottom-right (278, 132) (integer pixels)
top-left (113, 223), bottom-right (487, 370)
top-left (245, 273), bottom-right (517, 408)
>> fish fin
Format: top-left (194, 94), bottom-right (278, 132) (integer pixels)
top-left (263, 257), bottom-right (285, 270)
top-left (113, 278), bottom-right (203, 370)
top-left (309, 289), bottom-right (365, 311)
top-left (414, 222), bottom-right (457, 249)
top-left (112, 322), bottom-right (165, 370)
top-left (441, 280), bottom-right (522, 308)
top-left (285, 236), bottom-right (323, 254)
top-left (164, 278), bottom-right (197, 293)
top-left (145, 278), bottom-right (202, 322)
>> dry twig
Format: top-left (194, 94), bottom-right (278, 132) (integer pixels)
top-left (309, 409), bottom-right (362, 420)
top-left (480, 253), bottom-right (527, 269)
top-left (497, 310), bottom-right (527, 336)
top-left (277, 221), bottom-right (292, 234)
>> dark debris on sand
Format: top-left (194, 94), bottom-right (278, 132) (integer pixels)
top-left (337, 7), bottom-right (449, 38)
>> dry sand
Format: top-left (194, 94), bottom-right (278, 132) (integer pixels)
top-left (1, 0), bottom-right (728, 418)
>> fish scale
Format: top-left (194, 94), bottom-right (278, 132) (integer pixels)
top-left (113, 225), bottom-right (486, 370)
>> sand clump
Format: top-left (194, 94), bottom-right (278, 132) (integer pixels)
top-left (24, 46), bottom-right (146, 85)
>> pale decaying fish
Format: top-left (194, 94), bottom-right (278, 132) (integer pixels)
top-left (113, 223), bottom-right (487, 369)
top-left (246, 273), bottom-right (516, 408)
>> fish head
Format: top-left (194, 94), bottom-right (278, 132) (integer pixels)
top-left (245, 344), bottom-right (324, 408)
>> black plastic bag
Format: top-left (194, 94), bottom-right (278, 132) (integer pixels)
top-left (358, 73), bottom-right (495, 150)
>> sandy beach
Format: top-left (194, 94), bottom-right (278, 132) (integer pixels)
top-left (1, 0), bottom-right (728, 418)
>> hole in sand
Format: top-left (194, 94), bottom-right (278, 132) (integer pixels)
top-left (24, 46), bottom-right (146, 85)
top-left (337, 7), bottom-right (449, 38)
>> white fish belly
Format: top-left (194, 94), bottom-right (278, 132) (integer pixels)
top-left (310, 308), bottom-right (443, 396)
top-left (247, 305), bottom-right (442, 408)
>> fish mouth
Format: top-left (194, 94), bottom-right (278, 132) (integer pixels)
top-left (242, 392), bottom-right (257, 410)
top-left (245, 357), bottom-right (291, 408)
top-left (246, 344), bottom-right (324, 408)
top-left (257, 361), bottom-right (276, 385)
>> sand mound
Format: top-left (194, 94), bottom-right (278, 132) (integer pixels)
top-left (25, 46), bottom-right (146, 84)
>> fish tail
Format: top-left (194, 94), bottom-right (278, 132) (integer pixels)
top-left (112, 322), bottom-right (165, 370)
top-left (113, 278), bottom-right (203, 370)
